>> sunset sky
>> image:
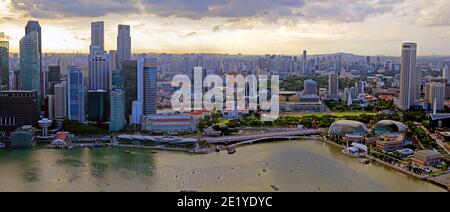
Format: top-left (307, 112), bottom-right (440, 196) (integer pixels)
top-left (1, 0), bottom-right (450, 56)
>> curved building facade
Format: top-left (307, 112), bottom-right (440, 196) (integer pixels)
top-left (328, 120), bottom-right (368, 136)
top-left (372, 120), bottom-right (407, 135)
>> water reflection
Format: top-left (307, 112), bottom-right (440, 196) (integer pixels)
top-left (0, 140), bottom-right (445, 192)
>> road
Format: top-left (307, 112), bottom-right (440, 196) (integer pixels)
top-left (204, 129), bottom-right (323, 144)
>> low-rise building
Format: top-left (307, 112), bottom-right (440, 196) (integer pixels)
top-left (141, 114), bottom-right (197, 134)
top-left (412, 150), bottom-right (444, 166)
top-left (8, 126), bottom-right (36, 148)
top-left (376, 134), bottom-right (405, 153)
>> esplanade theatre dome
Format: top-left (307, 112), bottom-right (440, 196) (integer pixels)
top-left (372, 120), bottom-right (407, 135)
top-left (328, 120), bottom-right (368, 136)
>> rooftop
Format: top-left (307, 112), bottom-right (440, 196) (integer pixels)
top-left (429, 114), bottom-right (450, 121)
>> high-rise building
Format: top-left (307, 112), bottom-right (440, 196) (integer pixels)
top-left (442, 66), bottom-right (450, 83)
top-left (25, 21), bottom-right (43, 103)
top-left (429, 83), bottom-right (446, 112)
top-left (54, 81), bottom-right (67, 120)
top-left (47, 95), bottom-right (54, 119)
top-left (399, 43), bottom-right (419, 110)
top-left (89, 51), bottom-right (110, 91)
top-left (138, 57), bottom-right (157, 115)
top-left (328, 72), bottom-right (339, 98)
top-left (117, 25), bottom-right (131, 70)
top-left (303, 79), bottom-right (318, 96)
top-left (90, 21), bottom-right (104, 54)
top-left (19, 31), bottom-right (41, 110)
top-left (68, 66), bottom-right (85, 123)
top-left (109, 50), bottom-right (117, 72)
top-left (87, 90), bottom-right (108, 123)
top-left (123, 60), bottom-right (137, 120)
top-left (109, 89), bottom-right (126, 132)
top-left (47, 65), bottom-right (60, 95)
top-left (0, 90), bottom-right (39, 132)
top-left (0, 41), bottom-right (9, 90)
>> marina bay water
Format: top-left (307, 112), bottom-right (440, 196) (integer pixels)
top-left (0, 139), bottom-right (445, 192)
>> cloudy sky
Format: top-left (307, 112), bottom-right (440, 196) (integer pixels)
top-left (1, 0), bottom-right (450, 56)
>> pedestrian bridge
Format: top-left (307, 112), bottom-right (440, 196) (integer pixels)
top-left (204, 129), bottom-right (323, 144)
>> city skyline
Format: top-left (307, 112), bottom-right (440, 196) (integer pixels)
top-left (1, 0), bottom-right (450, 56)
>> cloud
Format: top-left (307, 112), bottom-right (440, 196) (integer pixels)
top-left (300, 0), bottom-right (404, 23)
top-left (415, 0), bottom-right (450, 26)
top-left (10, 0), bottom-right (139, 18)
top-left (8, 0), bottom-right (404, 23)
top-left (179, 32), bottom-right (197, 38)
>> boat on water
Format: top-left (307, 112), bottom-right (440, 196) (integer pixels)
top-left (359, 159), bottom-right (371, 164)
top-left (227, 147), bottom-right (236, 154)
top-left (91, 144), bottom-right (106, 150)
top-left (124, 150), bottom-right (132, 154)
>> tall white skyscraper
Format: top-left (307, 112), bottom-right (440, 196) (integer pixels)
top-left (68, 66), bottom-right (85, 123)
top-left (117, 25), bottom-right (131, 70)
top-left (90, 21), bottom-right (104, 54)
top-left (399, 43), bottom-right (419, 110)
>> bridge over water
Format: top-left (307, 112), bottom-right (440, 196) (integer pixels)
top-left (204, 129), bottom-right (323, 145)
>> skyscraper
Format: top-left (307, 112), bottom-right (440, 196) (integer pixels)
top-left (89, 51), bottom-right (111, 91)
top-left (25, 21), bottom-right (41, 70)
top-left (25, 21), bottom-right (43, 103)
top-left (19, 31), bottom-right (41, 109)
top-left (54, 81), bottom-right (67, 120)
top-left (109, 50), bottom-right (117, 72)
top-left (303, 79), bottom-right (318, 96)
top-left (429, 83), bottom-right (446, 112)
top-left (110, 89), bottom-right (126, 132)
top-left (442, 66), bottom-right (450, 83)
top-left (117, 25), bottom-right (131, 70)
top-left (328, 72), bottom-right (339, 98)
top-left (87, 90), bottom-right (108, 123)
top-left (0, 41), bottom-right (8, 90)
top-left (90, 21), bottom-right (104, 54)
top-left (68, 66), bottom-right (86, 123)
top-left (143, 58), bottom-right (157, 115)
top-left (123, 60), bottom-right (137, 121)
top-left (47, 66), bottom-right (61, 95)
top-left (399, 43), bottom-right (419, 110)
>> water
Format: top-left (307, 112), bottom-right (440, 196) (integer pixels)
top-left (0, 139), bottom-right (445, 192)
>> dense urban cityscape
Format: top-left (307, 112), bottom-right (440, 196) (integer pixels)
top-left (1, 1), bottom-right (450, 193)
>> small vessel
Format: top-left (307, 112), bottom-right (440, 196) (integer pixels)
top-left (359, 159), bottom-right (371, 165)
top-left (124, 150), bottom-right (132, 154)
top-left (150, 150), bottom-right (158, 154)
top-left (216, 145), bottom-right (221, 152)
top-left (227, 147), bottom-right (236, 154)
top-left (270, 185), bottom-right (280, 191)
top-left (91, 144), bottom-right (105, 150)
